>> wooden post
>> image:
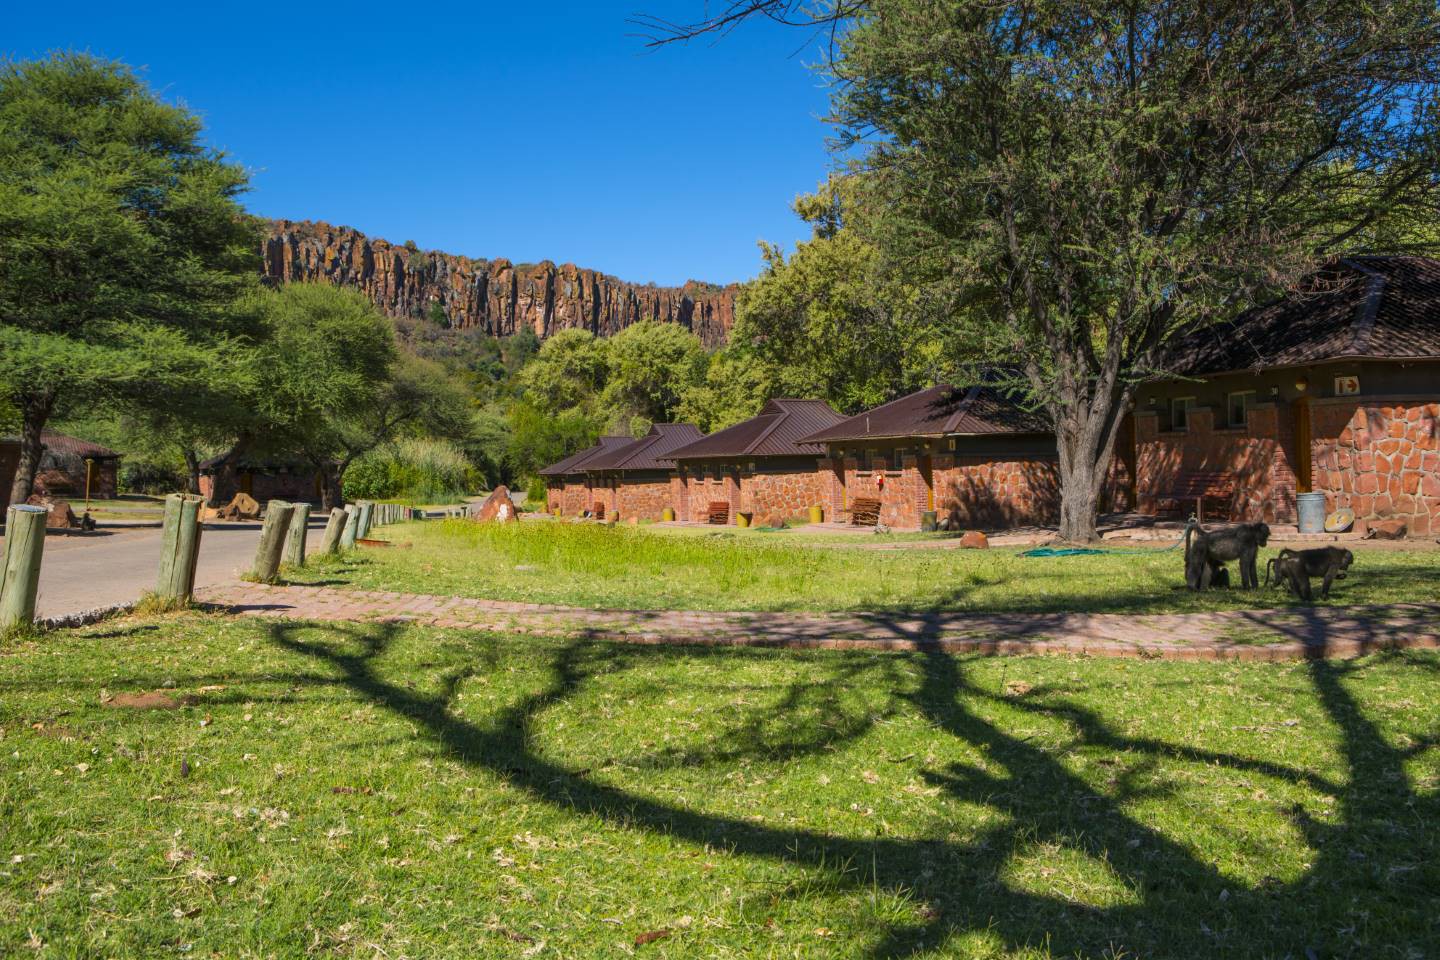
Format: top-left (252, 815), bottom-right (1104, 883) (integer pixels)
top-left (339, 505), bottom-right (360, 550)
top-left (248, 501), bottom-right (294, 582)
top-left (319, 508), bottom-right (347, 554)
top-left (284, 502), bottom-right (312, 567)
top-left (357, 501), bottom-right (374, 540)
top-left (155, 494), bottom-right (203, 602)
top-left (0, 505), bottom-right (47, 631)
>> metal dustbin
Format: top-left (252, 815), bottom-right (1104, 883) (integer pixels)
top-left (736, 512), bottom-right (752, 529)
top-left (808, 505), bottom-right (824, 524)
top-left (662, 507), bottom-right (675, 522)
top-left (920, 510), bottom-right (938, 532)
top-left (1296, 492), bottom-right (1327, 534)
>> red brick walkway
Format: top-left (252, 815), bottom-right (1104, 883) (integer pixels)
top-left (194, 583), bottom-right (1440, 661)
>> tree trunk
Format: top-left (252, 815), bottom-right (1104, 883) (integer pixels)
top-left (7, 391), bottom-right (55, 508)
top-left (206, 435), bottom-right (250, 506)
top-left (316, 462), bottom-right (344, 512)
top-left (182, 447), bottom-right (201, 496)
top-left (1053, 391), bottom-right (1127, 544)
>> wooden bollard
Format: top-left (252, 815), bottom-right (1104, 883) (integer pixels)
top-left (284, 502), bottom-right (312, 567)
top-left (319, 508), bottom-right (347, 554)
top-left (357, 501), bottom-right (374, 539)
top-left (339, 505), bottom-right (360, 550)
top-left (155, 494), bottom-right (203, 603)
top-left (0, 505), bottom-right (48, 632)
top-left (248, 501), bottom-right (294, 582)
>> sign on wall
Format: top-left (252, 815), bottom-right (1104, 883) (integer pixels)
top-left (1334, 375), bottom-right (1360, 396)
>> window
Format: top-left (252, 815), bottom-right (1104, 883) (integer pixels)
top-left (1227, 391), bottom-right (1255, 428)
top-left (1170, 397), bottom-right (1196, 431)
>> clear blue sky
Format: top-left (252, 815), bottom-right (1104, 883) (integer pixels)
top-left (6, 3), bottom-right (836, 286)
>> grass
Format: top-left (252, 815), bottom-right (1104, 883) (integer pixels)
top-left (287, 519), bottom-right (1440, 615)
top-left (2, 613), bottom-right (1437, 957)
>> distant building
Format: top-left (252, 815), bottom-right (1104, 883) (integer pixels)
top-left (663, 399), bottom-right (846, 525)
top-left (197, 454), bottom-right (324, 504)
top-left (540, 423), bottom-right (704, 521)
top-left (1136, 256), bottom-right (1440, 535)
top-left (800, 385), bottom-right (1094, 529)
top-left (0, 432), bottom-right (121, 510)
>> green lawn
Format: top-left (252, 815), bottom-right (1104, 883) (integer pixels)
top-left (288, 519), bottom-right (1440, 614)
top-left (2, 614), bottom-right (1436, 957)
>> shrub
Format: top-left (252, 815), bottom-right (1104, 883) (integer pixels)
top-left (342, 438), bottom-right (479, 504)
top-left (525, 475), bottom-right (548, 510)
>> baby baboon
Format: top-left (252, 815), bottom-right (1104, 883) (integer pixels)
top-left (1184, 521), bottom-right (1271, 590)
top-left (1264, 547), bottom-right (1354, 601)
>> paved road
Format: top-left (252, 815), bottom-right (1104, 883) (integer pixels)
top-left (13, 522), bottom-right (325, 620)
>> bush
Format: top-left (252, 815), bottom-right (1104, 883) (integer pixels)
top-left (120, 460), bottom-right (186, 495)
top-left (342, 438), bottom-right (479, 504)
top-left (525, 476), bottom-right (548, 510)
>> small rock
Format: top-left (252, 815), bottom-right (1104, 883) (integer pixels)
top-left (959, 530), bottom-right (990, 549)
top-left (1366, 519), bottom-right (1407, 540)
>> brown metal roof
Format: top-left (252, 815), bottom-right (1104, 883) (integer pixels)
top-left (583, 423), bottom-right (704, 472)
top-left (39, 432), bottom-right (121, 460)
top-left (664, 399), bottom-right (846, 460)
top-left (537, 436), bottom-right (633, 477)
top-left (798, 384), bottom-right (1051, 444)
top-left (1165, 256), bottom-right (1440, 376)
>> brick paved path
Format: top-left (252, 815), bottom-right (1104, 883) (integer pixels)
top-left (195, 582), bottom-right (1440, 661)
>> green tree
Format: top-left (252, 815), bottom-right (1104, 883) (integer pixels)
top-left (514, 328), bottom-right (610, 417)
top-left (0, 53), bottom-right (259, 506)
top-left (599, 321), bottom-right (708, 428)
top-left (658, 0), bottom-right (1440, 540)
top-left (244, 283), bottom-right (471, 509)
top-left (676, 347), bottom-right (775, 431)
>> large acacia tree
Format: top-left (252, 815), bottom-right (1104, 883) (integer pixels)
top-left (649, 0), bottom-right (1440, 540)
top-left (0, 54), bottom-right (258, 506)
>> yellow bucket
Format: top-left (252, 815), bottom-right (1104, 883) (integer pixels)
top-left (808, 505), bottom-right (824, 524)
top-left (736, 512), bottom-right (751, 529)
top-left (662, 507), bottom-right (675, 522)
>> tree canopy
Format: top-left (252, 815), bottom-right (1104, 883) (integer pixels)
top-left (0, 52), bottom-right (261, 505)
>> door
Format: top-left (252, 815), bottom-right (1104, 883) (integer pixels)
top-left (1293, 397), bottom-right (1312, 492)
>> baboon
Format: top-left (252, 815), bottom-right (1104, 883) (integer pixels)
top-left (1184, 521), bottom-right (1271, 590)
top-left (1265, 547), bottom-right (1354, 601)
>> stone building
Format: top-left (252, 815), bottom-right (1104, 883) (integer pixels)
top-left (197, 454), bottom-right (323, 504)
top-left (540, 425), bottom-right (703, 522)
top-left (580, 423), bottom-right (704, 521)
top-left (799, 385), bottom-right (1068, 530)
top-left (0, 432), bottom-right (123, 508)
top-left (1134, 256), bottom-right (1440, 536)
top-left (663, 399), bottom-right (847, 525)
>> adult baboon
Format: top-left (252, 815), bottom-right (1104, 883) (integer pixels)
top-left (1265, 547), bottom-right (1354, 601)
top-left (1184, 521), bottom-right (1271, 590)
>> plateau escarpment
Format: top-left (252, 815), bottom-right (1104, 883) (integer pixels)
top-left (263, 220), bottom-right (737, 346)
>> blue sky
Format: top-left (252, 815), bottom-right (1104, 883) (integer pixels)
top-left (6, 3), bottom-right (837, 286)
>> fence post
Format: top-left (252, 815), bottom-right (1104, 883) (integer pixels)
top-left (319, 507), bottom-right (347, 554)
top-left (248, 501), bottom-right (294, 582)
top-left (0, 505), bottom-right (47, 632)
top-left (155, 494), bottom-right (203, 603)
top-left (284, 502), bottom-right (312, 567)
top-left (339, 505), bottom-right (360, 550)
top-left (357, 501), bottom-right (374, 540)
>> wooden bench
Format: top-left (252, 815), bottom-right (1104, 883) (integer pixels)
top-left (1163, 472), bottom-right (1236, 523)
top-left (848, 497), bottom-right (882, 527)
top-left (707, 501), bottom-right (730, 525)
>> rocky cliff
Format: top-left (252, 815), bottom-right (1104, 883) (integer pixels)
top-left (262, 220), bottom-right (737, 346)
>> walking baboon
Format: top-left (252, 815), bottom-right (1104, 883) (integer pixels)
top-left (1184, 521), bottom-right (1271, 589)
top-left (1264, 547), bottom-right (1354, 601)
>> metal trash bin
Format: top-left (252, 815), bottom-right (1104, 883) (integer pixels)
top-left (1296, 492), bottom-right (1327, 534)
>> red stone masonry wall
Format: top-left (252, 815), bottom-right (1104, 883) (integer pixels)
top-left (1311, 398), bottom-right (1440, 536)
top-left (741, 466), bottom-right (828, 525)
top-left (935, 455), bottom-right (1060, 528)
top-left (612, 477), bottom-right (674, 522)
top-left (1135, 404), bottom-right (1297, 523)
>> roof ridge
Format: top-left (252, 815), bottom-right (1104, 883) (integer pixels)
top-left (1338, 257), bottom-right (1386, 357)
top-left (743, 411), bottom-right (788, 455)
top-left (940, 384), bottom-right (981, 435)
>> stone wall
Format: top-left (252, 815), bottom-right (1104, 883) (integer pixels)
top-left (1311, 397), bottom-right (1440, 536)
top-left (612, 476), bottom-right (676, 522)
top-left (264, 220), bottom-right (737, 347)
top-left (1134, 404), bottom-right (1296, 523)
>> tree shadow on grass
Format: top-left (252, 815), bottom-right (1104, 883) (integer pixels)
top-left (264, 618), bottom-right (1440, 957)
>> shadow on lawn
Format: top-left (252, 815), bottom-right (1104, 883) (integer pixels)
top-left (265, 617), bottom-right (1440, 957)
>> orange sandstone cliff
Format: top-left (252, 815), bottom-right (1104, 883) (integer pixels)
top-left (263, 220), bottom-right (737, 346)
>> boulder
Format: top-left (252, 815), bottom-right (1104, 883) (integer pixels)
top-left (1366, 518), bottom-right (1408, 540)
top-left (213, 492), bottom-right (261, 522)
top-left (471, 485), bottom-right (519, 523)
top-left (25, 495), bottom-right (81, 530)
top-left (959, 530), bottom-right (990, 549)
